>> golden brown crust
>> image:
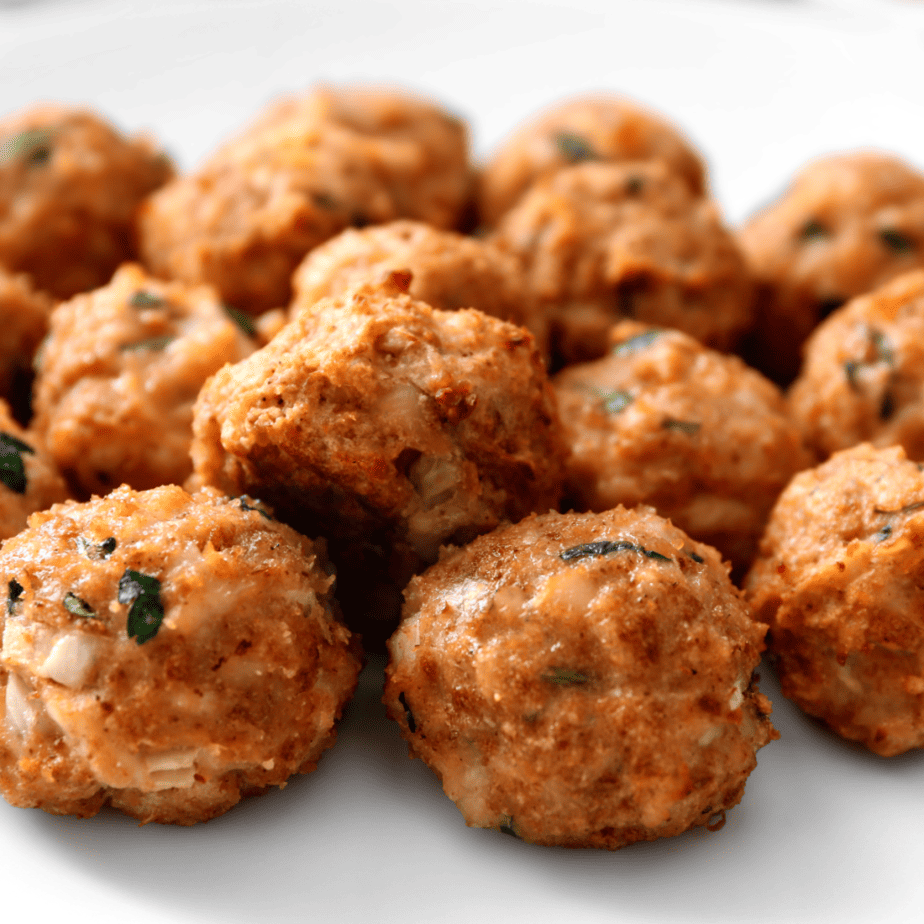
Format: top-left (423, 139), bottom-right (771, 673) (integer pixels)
top-left (745, 443), bottom-right (924, 756)
top-left (0, 104), bottom-right (173, 299)
top-left (0, 484), bottom-right (361, 823)
top-left (385, 507), bottom-right (776, 848)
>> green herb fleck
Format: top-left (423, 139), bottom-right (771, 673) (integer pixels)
top-left (0, 432), bottom-right (34, 494)
top-left (542, 667), bottom-right (592, 686)
top-left (879, 228), bottom-right (915, 254)
top-left (799, 219), bottom-right (828, 241)
top-left (120, 336), bottom-right (174, 352)
top-left (235, 496), bottom-right (272, 520)
top-left (63, 592), bottom-right (96, 619)
top-left (688, 550), bottom-right (705, 563)
top-left (600, 390), bottom-right (633, 414)
top-left (499, 816), bottom-right (519, 838)
top-left (7, 579), bottom-right (23, 616)
top-left (625, 175), bottom-right (644, 195)
top-left (613, 329), bottom-right (661, 356)
top-left (0, 128), bottom-right (53, 167)
top-left (554, 132), bottom-right (596, 163)
top-left (560, 539), bottom-right (672, 563)
top-left (119, 569), bottom-right (165, 645)
top-left (398, 691), bottom-right (417, 733)
top-left (224, 305), bottom-right (256, 338)
top-left (844, 326), bottom-right (894, 390)
top-left (77, 536), bottom-right (117, 560)
top-left (128, 290), bottom-right (167, 309)
top-left (873, 523), bottom-right (893, 543)
top-left (663, 418), bottom-right (701, 436)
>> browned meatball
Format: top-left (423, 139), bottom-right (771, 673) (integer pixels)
top-left (740, 151), bottom-right (924, 384)
top-left (491, 161), bottom-right (753, 365)
top-left (478, 94), bottom-right (707, 228)
top-left (0, 484), bottom-right (361, 824)
top-left (0, 398), bottom-right (69, 540)
top-left (789, 270), bottom-right (924, 461)
top-left (138, 85), bottom-right (472, 314)
top-left (32, 263), bottom-right (256, 497)
top-left (0, 266), bottom-right (52, 404)
top-left (290, 219), bottom-right (548, 359)
top-left (385, 507), bottom-right (777, 849)
top-left (745, 443), bottom-right (924, 756)
top-left (0, 104), bottom-right (173, 299)
top-left (554, 322), bottom-right (812, 573)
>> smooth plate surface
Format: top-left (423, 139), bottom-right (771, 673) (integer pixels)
top-left (1, 1), bottom-right (923, 922)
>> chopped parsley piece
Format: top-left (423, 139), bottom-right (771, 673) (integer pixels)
top-left (542, 667), bottom-right (592, 686)
top-left (844, 327), bottom-right (895, 390)
top-left (600, 390), bottom-right (633, 414)
top-left (662, 418), bottom-right (700, 436)
top-left (554, 132), bottom-right (596, 163)
top-left (127, 290), bottom-right (167, 309)
top-left (613, 329), bottom-right (661, 356)
top-left (873, 523), bottom-right (893, 543)
top-left (224, 305), bottom-right (256, 337)
top-left (0, 128), bottom-right (53, 167)
top-left (119, 569), bottom-right (165, 645)
top-left (77, 536), bottom-right (117, 560)
top-left (7, 579), bottom-right (23, 615)
top-left (688, 549), bottom-right (705, 563)
top-left (398, 691), bottom-right (417, 733)
top-left (236, 496), bottom-right (272, 520)
top-left (0, 432), bottom-right (34, 494)
top-left (879, 228), bottom-right (915, 254)
top-left (799, 219), bottom-right (828, 241)
top-left (560, 539), bottom-right (671, 563)
top-left (120, 336), bottom-right (174, 352)
top-left (63, 592), bottom-right (96, 619)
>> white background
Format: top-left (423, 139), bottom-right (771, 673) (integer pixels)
top-left (1, 1), bottom-right (923, 922)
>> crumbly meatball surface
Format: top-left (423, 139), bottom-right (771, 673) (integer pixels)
top-left (32, 263), bottom-right (256, 497)
top-left (745, 443), bottom-right (924, 756)
top-left (477, 94), bottom-right (707, 228)
top-left (385, 507), bottom-right (777, 849)
top-left (138, 85), bottom-right (472, 314)
top-left (491, 161), bottom-right (753, 365)
top-left (0, 399), bottom-right (69, 541)
top-left (190, 281), bottom-right (565, 565)
top-left (0, 266), bottom-right (52, 403)
top-left (554, 322), bottom-right (812, 573)
top-left (290, 219), bottom-right (548, 359)
top-left (739, 151), bottom-right (924, 384)
top-left (0, 484), bottom-right (361, 824)
top-left (789, 270), bottom-right (924, 461)
top-left (0, 104), bottom-right (172, 299)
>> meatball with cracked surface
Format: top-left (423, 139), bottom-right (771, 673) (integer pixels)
top-left (740, 151), bottom-right (924, 384)
top-left (32, 263), bottom-right (256, 497)
top-left (789, 270), bottom-right (924, 462)
top-left (491, 160), bottom-right (753, 366)
top-left (554, 321), bottom-right (812, 574)
top-left (745, 443), bottom-right (924, 756)
top-left (290, 219), bottom-right (549, 360)
top-left (0, 104), bottom-right (172, 299)
top-left (138, 85), bottom-right (472, 314)
top-left (384, 507), bottom-right (777, 849)
top-left (0, 483), bottom-right (361, 824)
top-left (477, 93), bottom-right (707, 228)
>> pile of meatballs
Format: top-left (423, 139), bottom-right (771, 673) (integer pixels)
top-left (1, 86), bottom-right (923, 841)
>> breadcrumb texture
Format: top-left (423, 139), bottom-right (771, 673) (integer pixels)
top-left (0, 484), bottom-right (361, 824)
top-left (290, 219), bottom-right (548, 359)
top-left (385, 507), bottom-right (777, 849)
top-left (0, 104), bottom-right (173, 299)
top-left (789, 270), bottom-right (924, 461)
top-left (191, 283), bottom-right (566, 565)
top-left (477, 94), bottom-right (707, 228)
top-left (740, 151), bottom-right (924, 384)
top-left (32, 263), bottom-right (256, 497)
top-left (554, 322), bottom-right (811, 573)
top-left (138, 85), bottom-right (471, 314)
top-left (745, 443), bottom-right (924, 756)
top-left (491, 161), bottom-right (752, 365)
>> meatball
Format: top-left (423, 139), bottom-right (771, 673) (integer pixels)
top-left (290, 219), bottom-right (548, 359)
top-left (789, 270), bottom-right (924, 462)
top-left (32, 263), bottom-right (256, 497)
top-left (0, 398), bottom-right (69, 541)
top-left (745, 443), bottom-right (924, 756)
top-left (554, 322), bottom-right (812, 574)
top-left (0, 266), bottom-right (52, 406)
top-left (0, 104), bottom-right (173, 299)
top-left (477, 94), bottom-right (707, 228)
top-left (0, 484), bottom-right (361, 824)
top-left (138, 85), bottom-right (472, 314)
top-left (491, 161), bottom-right (753, 366)
top-left (384, 507), bottom-right (777, 849)
top-left (739, 151), bottom-right (924, 384)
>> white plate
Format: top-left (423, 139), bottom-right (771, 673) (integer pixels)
top-left (1, 2), bottom-right (923, 922)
